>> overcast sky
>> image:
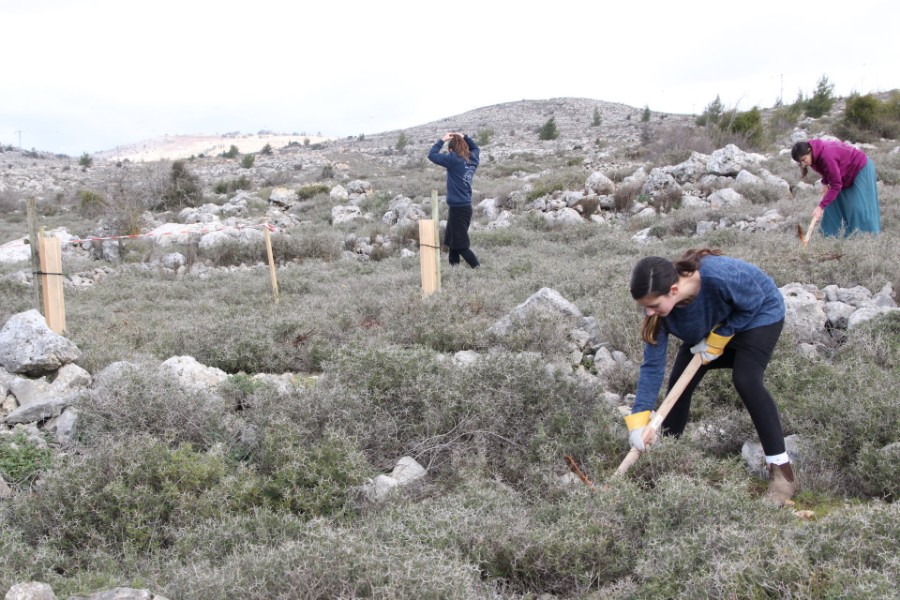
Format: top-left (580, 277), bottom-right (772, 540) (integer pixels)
top-left (2, 0), bottom-right (897, 156)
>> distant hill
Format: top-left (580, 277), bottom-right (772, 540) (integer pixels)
top-left (93, 133), bottom-right (330, 163)
top-left (90, 98), bottom-right (696, 162)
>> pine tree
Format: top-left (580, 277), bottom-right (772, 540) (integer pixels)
top-left (539, 117), bottom-right (559, 140)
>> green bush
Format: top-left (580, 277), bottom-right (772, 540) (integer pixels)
top-left (78, 152), bottom-right (93, 168)
top-left (804, 75), bottom-right (836, 118)
top-left (222, 145), bottom-right (239, 159)
top-left (720, 106), bottom-right (764, 148)
top-left (476, 128), bottom-right (495, 146)
top-left (296, 183), bottom-right (331, 199)
top-left (539, 117), bottom-right (559, 140)
top-left (157, 160), bottom-right (202, 210)
top-left (837, 92), bottom-right (900, 140)
top-left (213, 175), bottom-right (252, 194)
top-left (395, 132), bottom-right (408, 151)
top-left (0, 432), bottom-right (53, 488)
top-left (695, 95), bottom-right (724, 126)
top-left (78, 189), bottom-right (107, 218)
top-left (161, 514), bottom-right (490, 599)
top-left (526, 168), bottom-right (584, 201)
top-left (11, 437), bottom-right (245, 558)
top-left (246, 428), bottom-right (372, 517)
top-left (240, 154), bottom-right (255, 169)
top-left (75, 363), bottom-right (233, 449)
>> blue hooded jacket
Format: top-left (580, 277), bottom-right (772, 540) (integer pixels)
top-left (427, 134), bottom-right (480, 207)
top-left (631, 255), bottom-right (785, 414)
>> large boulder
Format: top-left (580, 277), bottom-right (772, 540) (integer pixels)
top-left (0, 311), bottom-right (81, 376)
top-left (780, 284), bottom-right (827, 343)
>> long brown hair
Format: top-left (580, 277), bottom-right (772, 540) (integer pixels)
top-left (631, 248), bottom-right (722, 344)
top-left (448, 134), bottom-right (470, 162)
top-left (791, 141), bottom-right (812, 178)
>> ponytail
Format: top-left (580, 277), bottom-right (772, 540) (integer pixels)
top-left (631, 248), bottom-right (721, 344)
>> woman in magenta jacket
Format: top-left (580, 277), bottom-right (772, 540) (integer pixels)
top-left (791, 139), bottom-right (880, 237)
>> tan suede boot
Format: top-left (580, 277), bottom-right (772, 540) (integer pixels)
top-left (766, 462), bottom-right (798, 506)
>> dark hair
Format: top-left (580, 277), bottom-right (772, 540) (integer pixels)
top-left (631, 248), bottom-right (722, 343)
top-left (791, 141), bottom-right (812, 178)
top-left (448, 134), bottom-right (470, 162)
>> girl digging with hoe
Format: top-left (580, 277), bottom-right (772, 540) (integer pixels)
top-left (625, 248), bottom-right (797, 505)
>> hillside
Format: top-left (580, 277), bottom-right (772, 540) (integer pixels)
top-left (1, 95), bottom-right (899, 599)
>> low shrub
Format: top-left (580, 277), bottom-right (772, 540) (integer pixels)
top-left (0, 431), bottom-right (54, 488)
top-left (526, 168), bottom-right (585, 201)
top-left (296, 183), bottom-right (330, 199)
top-left (213, 176), bottom-right (252, 195)
top-left (75, 362), bottom-right (233, 450)
top-left (10, 436), bottom-right (246, 559)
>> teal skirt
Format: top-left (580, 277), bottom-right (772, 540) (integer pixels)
top-left (821, 159), bottom-right (881, 237)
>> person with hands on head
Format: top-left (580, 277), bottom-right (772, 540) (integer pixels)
top-left (427, 132), bottom-right (480, 268)
top-left (791, 139), bottom-right (881, 237)
top-left (626, 248), bottom-right (797, 505)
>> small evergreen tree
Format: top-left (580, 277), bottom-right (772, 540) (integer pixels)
top-left (395, 132), bottom-right (408, 150)
top-left (804, 75), bottom-right (835, 118)
top-left (641, 105), bottom-right (651, 123)
top-left (722, 106), bottom-right (764, 148)
top-left (695, 95), bottom-right (724, 126)
top-left (476, 128), bottom-right (494, 146)
top-left (159, 160), bottom-right (202, 210)
top-left (591, 107), bottom-right (602, 127)
top-left (223, 145), bottom-right (239, 159)
top-left (260, 143), bottom-right (273, 156)
top-left (538, 117), bottom-right (559, 140)
top-left (241, 154), bottom-right (255, 169)
top-left (78, 152), bottom-right (93, 168)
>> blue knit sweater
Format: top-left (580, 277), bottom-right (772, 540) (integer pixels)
top-left (632, 255), bottom-right (785, 414)
top-left (427, 135), bottom-right (480, 207)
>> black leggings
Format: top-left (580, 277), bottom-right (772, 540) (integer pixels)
top-left (449, 248), bottom-right (479, 268)
top-left (445, 205), bottom-right (479, 268)
top-left (662, 320), bottom-right (786, 456)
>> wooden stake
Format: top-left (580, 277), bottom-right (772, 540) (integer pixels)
top-left (432, 190), bottom-right (441, 292)
top-left (38, 233), bottom-right (66, 333)
top-left (26, 197), bottom-right (44, 314)
top-left (264, 226), bottom-right (280, 303)
top-left (419, 218), bottom-right (439, 296)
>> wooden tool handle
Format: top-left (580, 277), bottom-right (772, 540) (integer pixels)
top-left (614, 354), bottom-right (703, 476)
top-left (802, 214), bottom-right (820, 247)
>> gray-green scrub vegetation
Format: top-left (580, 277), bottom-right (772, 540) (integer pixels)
top-left (0, 83), bottom-right (899, 599)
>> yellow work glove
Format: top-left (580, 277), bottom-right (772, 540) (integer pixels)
top-left (624, 410), bottom-right (656, 451)
top-left (690, 331), bottom-right (734, 364)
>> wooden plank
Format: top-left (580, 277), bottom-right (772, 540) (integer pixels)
top-left (264, 227), bottom-right (280, 303)
top-left (431, 190), bottom-right (441, 292)
top-left (38, 234), bottom-right (66, 333)
top-left (419, 219), bottom-right (438, 296)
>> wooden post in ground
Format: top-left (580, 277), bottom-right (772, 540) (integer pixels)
top-left (419, 218), bottom-right (439, 297)
top-left (38, 233), bottom-right (66, 333)
top-left (264, 226), bottom-right (280, 303)
top-left (26, 197), bottom-right (44, 314)
top-left (431, 190), bottom-right (441, 292)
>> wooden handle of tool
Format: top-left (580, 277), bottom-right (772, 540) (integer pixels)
top-left (802, 214), bottom-right (820, 247)
top-left (614, 354), bottom-right (704, 476)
